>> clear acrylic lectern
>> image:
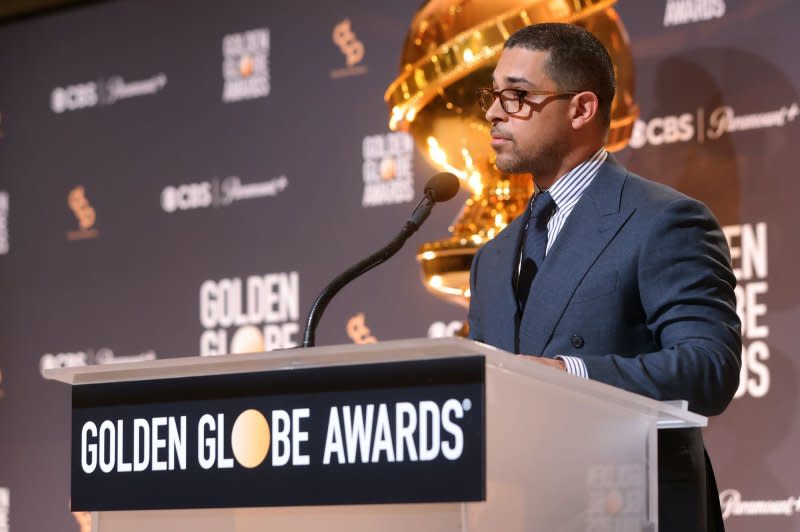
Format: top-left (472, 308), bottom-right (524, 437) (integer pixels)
top-left (45, 337), bottom-right (705, 532)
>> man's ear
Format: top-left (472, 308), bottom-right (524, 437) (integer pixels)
top-left (569, 91), bottom-right (600, 130)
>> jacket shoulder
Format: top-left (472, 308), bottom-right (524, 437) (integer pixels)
top-left (621, 170), bottom-right (693, 208)
top-left (618, 169), bottom-right (720, 222)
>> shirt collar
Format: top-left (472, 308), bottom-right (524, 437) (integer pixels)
top-left (537, 147), bottom-right (608, 210)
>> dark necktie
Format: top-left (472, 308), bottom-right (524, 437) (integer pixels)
top-left (516, 191), bottom-right (555, 310)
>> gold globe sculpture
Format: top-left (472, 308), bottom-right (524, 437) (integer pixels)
top-left (385, 0), bottom-right (638, 308)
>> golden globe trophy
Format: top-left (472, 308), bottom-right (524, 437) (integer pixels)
top-left (385, 0), bottom-right (638, 309)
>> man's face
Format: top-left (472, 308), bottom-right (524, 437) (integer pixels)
top-left (487, 47), bottom-right (573, 177)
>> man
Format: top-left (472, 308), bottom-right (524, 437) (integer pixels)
top-left (468, 23), bottom-right (740, 531)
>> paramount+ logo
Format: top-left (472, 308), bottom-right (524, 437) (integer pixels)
top-left (79, 399), bottom-right (470, 475)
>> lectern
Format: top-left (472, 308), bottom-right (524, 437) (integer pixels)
top-left (44, 337), bottom-right (705, 532)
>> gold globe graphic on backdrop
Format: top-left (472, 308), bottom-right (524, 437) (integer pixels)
top-left (385, 0), bottom-right (638, 308)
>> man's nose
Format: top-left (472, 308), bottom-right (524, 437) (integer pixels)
top-left (485, 96), bottom-right (506, 123)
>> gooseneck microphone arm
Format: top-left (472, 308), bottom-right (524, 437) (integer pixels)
top-left (303, 172), bottom-right (459, 348)
top-left (302, 211), bottom-right (419, 349)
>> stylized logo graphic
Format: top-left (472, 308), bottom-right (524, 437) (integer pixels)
top-left (229, 325), bottom-right (266, 354)
top-left (347, 313), bottom-right (377, 344)
top-left (629, 103), bottom-right (799, 149)
top-left (51, 82), bottom-right (97, 113)
top-left (160, 175), bottom-right (287, 213)
top-left (222, 28), bottom-right (270, 103)
top-left (50, 74), bottom-right (167, 114)
top-left (0, 191), bottom-right (8, 255)
top-left (428, 320), bottom-right (465, 338)
top-left (724, 222), bottom-right (771, 400)
top-left (362, 132), bottom-right (415, 207)
top-left (71, 503), bottom-right (91, 532)
top-left (71, 356), bottom-right (483, 510)
top-left (199, 272), bottom-right (300, 356)
top-left (664, 0), bottom-right (726, 26)
top-left (103, 74), bottom-right (167, 104)
top-left (79, 408), bottom-right (289, 473)
top-left (231, 409), bottom-right (271, 468)
top-left (628, 113), bottom-right (695, 149)
top-left (330, 19), bottom-right (367, 79)
top-left (720, 489), bottom-right (800, 519)
top-left (39, 348), bottom-right (156, 377)
top-left (586, 464), bottom-right (646, 530)
top-left (707, 103), bottom-right (799, 139)
top-left (79, 399), bottom-right (470, 475)
top-left (161, 181), bottom-right (212, 212)
top-left (0, 488), bottom-right (8, 532)
top-left (67, 186), bottom-right (98, 240)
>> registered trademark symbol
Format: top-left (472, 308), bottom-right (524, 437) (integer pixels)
top-left (462, 398), bottom-right (472, 411)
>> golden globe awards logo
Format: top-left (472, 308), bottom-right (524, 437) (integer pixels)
top-left (230, 409), bottom-right (271, 468)
top-left (0, 488), bottom-right (8, 532)
top-left (80, 408), bottom-right (280, 473)
top-left (724, 222), bottom-right (771, 400)
top-left (664, 0), bottom-right (726, 26)
top-left (70, 357), bottom-right (484, 510)
top-left (66, 186), bottom-right (98, 240)
top-left (361, 132), bottom-right (415, 207)
top-left (199, 272), bottom-right (300, 355)
top-left (222, 28), bottom-right (270, 103)
top-left (585, 464), bottom-right (646, 530)
top-left (330, 19), bottom-right (367, 79)
top-left (0, 191), bottom-right (8, 255)
top-left (79, 401), bottom-right (469, 474)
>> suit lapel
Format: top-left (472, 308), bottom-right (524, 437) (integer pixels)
top-left (483, 212), bottom-right (527, 352)
top-left (518, 158), bottom-right (635, 355)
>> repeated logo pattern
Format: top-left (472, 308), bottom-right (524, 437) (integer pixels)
top-left (0, 2), bottom-right (796, 530)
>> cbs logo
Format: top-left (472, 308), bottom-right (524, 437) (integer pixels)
top-left (629, 113), bottom-right (694, 149)
top-left (51, 83), bottom-right (99, 114)
top-left (40, 352), bottom-right (88, 373)
top-left (161, 182), bottom-right (213, 212)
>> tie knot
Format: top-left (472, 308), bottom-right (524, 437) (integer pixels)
top-left (530, 191), bottom-right (555, 227)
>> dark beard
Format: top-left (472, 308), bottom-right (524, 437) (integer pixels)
top-left (495, 138), bottom-right (569, 178)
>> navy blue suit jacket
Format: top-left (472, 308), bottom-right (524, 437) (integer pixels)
top-left (468, 157), bottom-right (741, 530)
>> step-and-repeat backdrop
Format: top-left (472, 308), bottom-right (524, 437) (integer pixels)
top-left (0, 0), bottom-right (797, 530)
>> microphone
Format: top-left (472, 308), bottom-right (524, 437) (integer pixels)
top-left (408, 171), bottom-right (461, 227)
top-left (303, 172), bottom-right (460, 348)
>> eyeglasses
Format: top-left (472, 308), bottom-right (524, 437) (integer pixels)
top-left (476, 87), bottom-right (579, 114)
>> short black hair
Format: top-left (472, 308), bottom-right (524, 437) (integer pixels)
top-left (505, 23), bottom-right (616, 127)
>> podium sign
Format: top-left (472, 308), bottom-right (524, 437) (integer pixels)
top-left (70, 355), bottom-right (486, 511)
top-left (45, 338), bottom-right (708, 531)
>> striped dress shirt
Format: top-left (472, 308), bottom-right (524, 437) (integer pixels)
top-left (523, 147), bottom-right (608, 378)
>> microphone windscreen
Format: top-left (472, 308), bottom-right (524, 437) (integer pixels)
top-left (424, 172), bottom-right (460, 202)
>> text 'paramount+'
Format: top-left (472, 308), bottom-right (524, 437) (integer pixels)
top-left (79, 400), bottom-right (470, 474)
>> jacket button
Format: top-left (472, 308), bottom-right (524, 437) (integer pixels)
top-left (571, 335), bottom-right (584, 349)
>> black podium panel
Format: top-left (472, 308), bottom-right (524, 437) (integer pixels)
top-left (71, 355), bottom-right (485, 510)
